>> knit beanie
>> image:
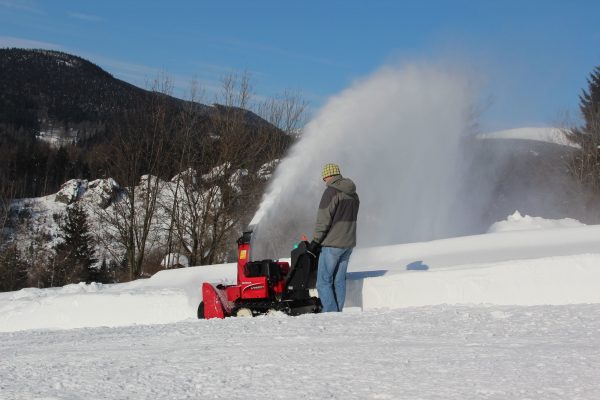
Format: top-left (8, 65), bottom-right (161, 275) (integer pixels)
top-left (321, 163), bottom-right (341, 179)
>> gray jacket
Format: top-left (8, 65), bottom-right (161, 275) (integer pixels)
top-left (312, 175), bottom-right (360, 248)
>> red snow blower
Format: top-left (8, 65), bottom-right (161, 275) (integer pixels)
top-left (197, 231), bottom-right (322, 319)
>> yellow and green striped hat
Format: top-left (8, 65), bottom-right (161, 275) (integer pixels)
top-left (321, 163), bottom-right (341, 179)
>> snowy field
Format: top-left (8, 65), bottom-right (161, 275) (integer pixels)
top-left (1, 213), bottom-right (600, 399)
top-left (2, 305), bottom-right (600, 400)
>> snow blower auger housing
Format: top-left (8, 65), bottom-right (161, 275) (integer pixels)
top-left (198, 231), bottom-right (321, 319)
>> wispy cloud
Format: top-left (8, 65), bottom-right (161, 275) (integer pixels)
top-left (0, 0), bottom-right (44, 14)
top-left (67, 11), bottom-right (104, 22)
top-left (215, 37), bottom-right (345, 68)
top-left (0, 35), bottom-right (63, 50)
top-left (191, 61), bottom-right (267, 80)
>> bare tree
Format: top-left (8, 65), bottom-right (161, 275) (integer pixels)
top-left (159, 80), bottom-right (207, 264)
top-left (0, 184), bottom-right (17, 244)
top-left (95, 78), bottom-right (173, 279)
top-left (0, 138), bottom-right (20, 244)
top-left (256, 89), bottom-right (309, 137)
top-left (163, 73), bottom-right (299, 266)
top-left (165, 73), bottom-right (257, 265)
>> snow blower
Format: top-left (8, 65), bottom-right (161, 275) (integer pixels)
top-left (197, 231), bottom-right (321, 319)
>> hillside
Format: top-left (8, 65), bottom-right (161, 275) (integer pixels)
top-left (0, 48), bottom-right (290, 199)
top-left (1, 49), bottom-right (153, 128)
top-left (0, 48), bottom-right (269, 134)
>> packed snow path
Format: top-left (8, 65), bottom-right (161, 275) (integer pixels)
top-left (2, 305), bottom-right (600, 400)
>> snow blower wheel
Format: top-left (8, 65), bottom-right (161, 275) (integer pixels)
top-left (234, 308), bottom-right (253, 317)
top-left (197, 302), bottom-right (205, 319)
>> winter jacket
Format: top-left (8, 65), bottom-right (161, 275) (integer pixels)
top-left (312, 175), bottom-right (360, 248)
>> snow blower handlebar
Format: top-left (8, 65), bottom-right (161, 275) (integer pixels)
top-left (237, 231), bottom-right (253, 245)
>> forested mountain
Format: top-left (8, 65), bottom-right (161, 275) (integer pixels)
top-left (0, 48), bottom-right (290, 199)
top-left (1, 48), bottom-right (163, 129)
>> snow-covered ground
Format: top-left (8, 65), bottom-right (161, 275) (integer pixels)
top-left (1, 213), bottom-right (600, 399)
top-left (2, 305), bottom-right (599, 399)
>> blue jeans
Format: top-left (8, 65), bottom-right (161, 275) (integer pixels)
top-left (316, 246), bottom-right (353, 312)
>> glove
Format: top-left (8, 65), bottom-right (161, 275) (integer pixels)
top-left (307, 240), bottom-right (321, 257)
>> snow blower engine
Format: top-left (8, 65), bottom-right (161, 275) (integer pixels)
top-left (197, 231), bottom-right (322, 319)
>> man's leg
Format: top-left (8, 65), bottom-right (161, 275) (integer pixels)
top-left (333, 248), bottom-right (352, 311)
top-left (316, 247), bottom-right (339, 312)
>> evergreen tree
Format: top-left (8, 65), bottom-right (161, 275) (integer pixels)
top-left (54, 202), bottom-right (97, 285)
top-left (580, 66), bottom-right (600, 133)
top-left (0, 245), bottom-right (28, 292)
top-left (568, 66), bottom-right (600, 194)
top-left (90, 257), bottom-right (113, 284)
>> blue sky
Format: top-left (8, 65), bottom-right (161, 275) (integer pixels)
top-left (1, 0), bottom-right (599, 130)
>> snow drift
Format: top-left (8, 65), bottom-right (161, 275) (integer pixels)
top-left (487, 210), bottom-right (585, 233)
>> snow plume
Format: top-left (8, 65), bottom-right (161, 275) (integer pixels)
top-left (250, 64), bottom-right (477, 259)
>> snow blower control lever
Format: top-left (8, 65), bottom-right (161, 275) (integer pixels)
top-left (198, 231), bottom-right (321, 319)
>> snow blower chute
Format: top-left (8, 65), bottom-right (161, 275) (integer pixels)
top-left (198, 231), bottom-right (321, 319)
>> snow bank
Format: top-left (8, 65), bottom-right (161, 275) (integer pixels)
top-left (488, 210), bottom-right (585, 233)
top-left (347, 253), bottom-right (600, 309)
top-left (0, 283), bottom-right (192, 332)
top-left (0, 264), bottom-right (236, 333)
top-left (350, 223), bottom-right (600, 272)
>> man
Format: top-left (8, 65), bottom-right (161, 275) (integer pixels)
top-left (308, 163), bottom-right (360, 312)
